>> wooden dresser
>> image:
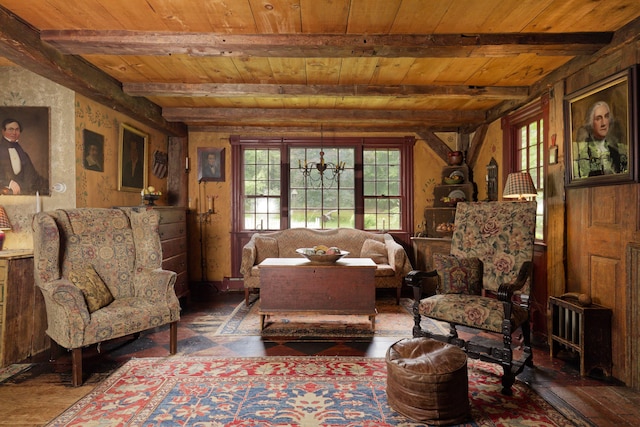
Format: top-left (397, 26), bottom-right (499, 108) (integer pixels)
top-left (132, 206), bottom-right (189, 300)
top-left (0, 250), bottom-right (49, 367)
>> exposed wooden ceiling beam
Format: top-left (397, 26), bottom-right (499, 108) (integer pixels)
top-left (41, 31), bottom-right (612, 57)
top-left (416, 129), bottom-right (452, 163)
top-left (466, 124), bottom-right (489, 168)
top-left (0, 6), bottom-right (186, 137)
top-left (124, 82), bottom-right (528, 100)
top-left (191, 124), bottom-right (460, 133)
top-left (485, 17), bottom-right (640, 125)
top-left (163, 107), bottom-right (485, 127)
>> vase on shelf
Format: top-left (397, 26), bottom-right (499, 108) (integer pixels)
top-left (447, 151), bottom-right (463, 166)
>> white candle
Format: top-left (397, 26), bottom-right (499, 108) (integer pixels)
top-left (36, 191), bottom-right (41, 213)
top-left (207, 196), bottom-right (213, 212)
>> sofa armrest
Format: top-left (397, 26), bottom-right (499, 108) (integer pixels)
top-left (240, 238), bottom-right (258, 276)
top-left (384, 234), bottom-right (411, 275)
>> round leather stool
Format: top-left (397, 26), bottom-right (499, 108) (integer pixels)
top-left (386, 337), bottom-right (470, 425)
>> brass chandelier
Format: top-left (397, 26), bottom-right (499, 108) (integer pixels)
top-left (298, 127), bottom-right (345, 188)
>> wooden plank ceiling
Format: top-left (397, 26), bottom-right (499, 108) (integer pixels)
top-left (0, 0), bottom-right (639, 136)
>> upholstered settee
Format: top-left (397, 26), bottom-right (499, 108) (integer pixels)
top-left (240, 228), bottom-right (412, 306)
top-left (32, 208), bottom-right (181, 386)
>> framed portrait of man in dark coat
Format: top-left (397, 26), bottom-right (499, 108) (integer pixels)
top-left (118, 123), bottom-right (148, 191)
top-left (0, 107), bottom-right (49, 195)
top-left (197, 147), bottom-right (225, 182)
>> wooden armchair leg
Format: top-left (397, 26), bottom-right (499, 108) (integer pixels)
top-left (396, 286), bottom-right (401, 305)
top-left (71, 347), bottom-right (83, 387)
top-left (169, 321), bottom-right (178, 355)
top-left (245, 288), bottom-right (250, 306)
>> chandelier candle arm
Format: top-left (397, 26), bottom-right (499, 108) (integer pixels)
top-left (298, 149), bottom-right (346, 189)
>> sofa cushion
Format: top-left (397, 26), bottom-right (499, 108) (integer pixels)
top-left (361, 238), bottom-right (388, 264)
top-left (255, 236), bottom-right (279, 264)
top-left (433, 254), bottom-right (482, 295)
top-left (68, 266), bottom-right (114, 313)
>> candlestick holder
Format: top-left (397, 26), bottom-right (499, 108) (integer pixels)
top-left (199, 208), bottom-right (214, 224)
top-left (197, 180), bottom-right (219, 284)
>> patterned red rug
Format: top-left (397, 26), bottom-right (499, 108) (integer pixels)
top-left (47, 356), bottom-right (583, 426)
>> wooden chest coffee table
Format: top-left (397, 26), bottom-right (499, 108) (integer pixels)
top-left (258, 257), bottom-right (377, 330)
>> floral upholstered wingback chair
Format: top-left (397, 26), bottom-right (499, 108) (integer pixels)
top-left (405, 201), bottom-right (536, 395)
top-left (32, 207), bottom-right (181, 386)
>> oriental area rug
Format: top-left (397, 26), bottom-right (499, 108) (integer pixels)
top-left (215, 296), bottom-right (445, 338)
top-left (47, 356), bottom-right (583, 427)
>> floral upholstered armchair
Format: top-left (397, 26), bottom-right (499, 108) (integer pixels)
top-left (405, 201), bottom-right (536, 395)
top-left (32, 208), bottom-right (181, 386)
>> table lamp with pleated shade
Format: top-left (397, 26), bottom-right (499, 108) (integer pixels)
top-left (0, 206), bottom-right (11, 251)
top-left (503, 172), bottom-right (537, 201)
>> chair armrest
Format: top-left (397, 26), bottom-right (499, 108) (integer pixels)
top-left (240, 239), bottom-right (258, 276)
top-left (134, 267), bottom-right (178, 303)
top-left (497, 261), bottom-right (533, 302)
top-left (404, 269), bottom-right (438, 300)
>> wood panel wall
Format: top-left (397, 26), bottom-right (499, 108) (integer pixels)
top-left (563, 40), bottom-right (640, 385)
top-left (566, 184), bottom-right (636, 382)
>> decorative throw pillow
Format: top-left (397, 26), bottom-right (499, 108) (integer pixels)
top-left (433, 254), bottom-right (483, 295)
top-left (68, 266), bottom-right (114, 313)
top-left (360, 238), bottom-right (389, 264)
top-left (255, 236), bottom-right (279, 264)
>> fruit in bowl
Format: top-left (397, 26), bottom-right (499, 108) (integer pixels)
top-left (297, 246), bottom-right (348, 263)
top-left (142, 185), bottom-right (162, 196)
top-left (443, 175), bottom-right (464, 185)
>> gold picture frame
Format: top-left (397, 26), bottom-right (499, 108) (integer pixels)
top-left (118, 123), bottom-right (148, 192)
top-left (564, 66), bottom-right (638, 187)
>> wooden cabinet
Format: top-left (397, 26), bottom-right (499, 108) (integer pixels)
top-left (154, 207), bottom-right (189, 300)
top-left (0, 250), bottom-right (49, 367)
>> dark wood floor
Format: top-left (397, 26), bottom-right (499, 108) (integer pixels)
top-left (1, 290), bottom-right (639, 426)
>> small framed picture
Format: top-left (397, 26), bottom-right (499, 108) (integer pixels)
top-left (198, 147), bottom-right (225, 182)
top-left (118, 123), bottom-right (148, 191)
top-left (82, 129), bottom-right (104, 172)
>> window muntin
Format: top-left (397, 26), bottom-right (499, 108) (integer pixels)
top-left (238, 139), bottom-right (409, 232)
top-left (363, 148), bottom-right (402, 231)
top-left (243, 148), bottom-right (281, 230)
top-left (515, 118), bottom-right (545, 240)
top-left (289, 147), bottom-right (355, 229)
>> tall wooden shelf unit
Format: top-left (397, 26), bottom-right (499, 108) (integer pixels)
top-left (424, 164), bottom-right (474, 238)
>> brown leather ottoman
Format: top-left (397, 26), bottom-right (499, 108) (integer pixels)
top-left (386, 337), bottom-right (470, 425)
